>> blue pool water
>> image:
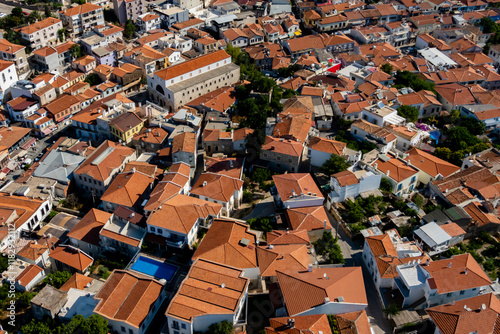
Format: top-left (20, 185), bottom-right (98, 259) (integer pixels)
top-left (131, 256), bottom-right (177, 281)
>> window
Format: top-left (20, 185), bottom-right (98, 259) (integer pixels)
top-left (158, 229), bottom-right (163, 234)
top-left (121, 327), bottom-right (126, 332)
top-left (397, 184), bottom-right (402, 191)
top-left (447, 293), bottom-right (452, 297)
top-left (411, 176), bottom-right (416, 184)
top-left (129, 329), bottom-right (133, 334)
top-left (181, 324), bottom-right (186, 329)
top-left (150, 226), bottom-right (156, 232)
top-left (460, 290), bottom-right (465, 295)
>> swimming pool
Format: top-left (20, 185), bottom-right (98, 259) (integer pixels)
top-left (130, 256), bottom-right (178, 281)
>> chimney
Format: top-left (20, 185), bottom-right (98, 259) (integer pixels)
top-left (323, 220), bottom-right (327, 229)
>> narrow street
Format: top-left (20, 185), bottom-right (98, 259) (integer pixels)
top-left (328, 210), bottom-right (392, 334)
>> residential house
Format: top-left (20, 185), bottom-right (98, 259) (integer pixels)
top-left (395, 253), bottom-right (492, 309)
top-left (6, 96), bottom-right (39, 122)
top-left (426, 293), bottom-right (500, 334)
top-left (189, 173), bottom-right (244, 216)
top-left (328, 170), bottom-right (382, 204)
top-left (32, 41), bottom-right (78, 74)
top-left (132, 127), bottom-right (169, 153)
top-left (123, 45), bottom-right (166, 77)
top-left (260, 136), bottom-right (304, 172)
top-left (109, 112), bottom-right (145, 143)
top-left (0, 39), bottom-right (29, 76)
top-left (396, 90), bottom-right (443, 119)
top-left (73, 140), bottom-right (137, 196)
top-left (404, 148), bottom-right (460, 185)
top-left (15, 264), bottom-right (44, 291)
top-left (101, 170), bottom-right (154, 213)
top-left (42, 94), bottom-right (81, 125)
top-left (111, 63), bottom-right (143, 89)
top-left (388, 124), bottom-right (429, 152)
top-left (59, 3), bottom-right (105, 37)
top-left (435, 83), bottom-right (476, 112)
top-left (137, 14), bottom-right (161, 35)
top-left (146, 194), bottom-right (222, 248)
top-left (192, 218), bottom-right (259, 281)
top-left (172, 132), bottom-right (197, 168)
top-left (93, 270), bottom-right (165, 334)
top-left (18, 17), bottom-right (63, 50)
top-left (0, 60), bottom-right (18, 98)
top-left (194, 37), bottom-right (220, 55)
top-left (273, 173), bottom-right (324, 209)
top-left (413, 222), bottom-right (465, 255)
top-left (368, 152), bottom-right (420, 196)
top-left (276, 267), bottom-right (367, 316)
top-left (113, 0), bottom-right (145, 25)
top-left (164, 259), bottom-right (249, 333)
top-left (99, 206), bottom-right (146, 255)
top-left (307, 136), bottom-right (361, 168)
top-left (31, 285), bottom-right (68, 320)
top-left (67, 208), bottom-right (111, 257)
top-left (363, 229), bottom-right (428, 292)
top-left (49, 245), bottom-right (94, 274)
top-left (72, 55), bottom-right (97, 73)
top-left (223, 28), bottom-right (250, 47)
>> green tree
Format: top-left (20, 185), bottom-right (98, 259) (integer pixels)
top-left (44, 4), bottom-right (52, 18)
top-left (460, 116), bottom-right (486, 135)
top-left (381, 63), bottom-right (393, 75)
top-left (395, 70), bottom-right (436, 93)
top-left (28, 11), bottom-right (41, 24)
top-left (16, 291), bottom-right (37, 308)
top-left (11, 7), bottom-right (23, 18)
top-left (343, 199), bottom-right (365, 223)
top-left (57, 28), bottom-right (66, 42)
top-left (69, 44), bottom-right (81, 59)
top-left (247, 217), bottom-right (273, 233)
top-left (123, 19), bottom-right (136, 39)
top-left (480, 17), bottom-right (500, 34)
top-left (207, 321), bottom-right (234, 334)
top-left (434, 147), bottom-right (452, 162)
top-left (379, 178), bottom-right (393, 192)
top-left (320, 154), bottom-right (350, 175)
top-left (251, 168), bottom-right (271, 183)
top-left (85, 73), bottom-right (103, 86)
top-left (412, 193), bottom-right (424, 208)
top-left (384, 303), bottom-right (401, 316)
top-left (397, 105), bottom-right (419, 123)
top-left (21, 320), bottom-right (53, 334)
top-left (327, 315), bottom-right (340, 334)
top-left (313, 231), bottom-right (345, 264)
top-left (58, 315), bottom-right (85, 334)
top-left (81, 314), bottom-right (109, 334)
top-left (43, 271), bottom-right (72, 288)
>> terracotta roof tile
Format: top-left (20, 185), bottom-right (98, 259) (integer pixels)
top-left (276, 267), bottom-right (367, 316)
top-left (166, 259), bottom-right (249, 322)
top-left (60, 273), bottom-right (94, 292)
top-left (192, 219), bottom-right (258, 268)
top-left (67, 209), bottom-right (111, 246)
top-left (94, 270), bottom-right (164, 328)
top-left (257, 244), bottom-right (310, 277)
top-left (424, 253), bottom-right (492, 294)
top-left (101, 171), bottom-right (154, 208)
top-left (266, 229), bottom-right (310, 245)
top-left (273, 173), bottom-right (323, 202)
top-left (286, 206), bottom-right (331, 231)
top-left (266, 314), bottom-right (332, 334)
top-left (49, 245), bottom-right (93, 272)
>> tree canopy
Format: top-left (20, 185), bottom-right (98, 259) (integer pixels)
top-left (320, 155), bottom-right (350, 175)
top-left (43, 271), bottom-right (72, 288)
top-left (81, 314), bottom-right (109, 334)
top-left (381, 63), bottom-right (393, 75)
top-left (397, 105), bottom-right (419, 123)
top-left (207, 321), bottom-right (234, 334)
top-left (395, 70), bottom-right (436, 93)
top-left (313, 231), bottom-right (345, 264)
top-left (124, 19), bottom-right (136, 39)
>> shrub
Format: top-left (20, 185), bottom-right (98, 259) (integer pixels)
top-left (243, 190), bottom-right (253, 203)
top-left (43, 271), bottom-right (72, 288)
top-left (248, 217), bottom-right (273, 233)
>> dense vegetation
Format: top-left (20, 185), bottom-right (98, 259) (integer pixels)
top-left (394, 70), bottom-right (436, 93)
top-left (320, 155), bottom-right (349, 175)
top-left (21, 314), bottom-right (108, 334)
top-left (313, 231), bottom-right (345, 264)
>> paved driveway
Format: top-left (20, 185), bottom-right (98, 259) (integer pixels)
top-left (243, 196), bottom-right (276, 220)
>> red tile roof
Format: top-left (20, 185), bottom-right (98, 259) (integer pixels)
top-left (190, 173), bottom-right (243, 203)
top-left (166, 259), bottom-right (249, 322)
top-left (424, 253), bottom-right (491, 294)
top-left (286, 206), bottom-right (332, 231)
top-left (67, 209), bottom-right (111, 246)
top-left (49, 246), bottom-right (93, 272)
top-left (257, 244), bottom-right (310, 277)
top-left (276, 267), bottom-right (367, 316)
top-left (266, 229), bottom-right (310, 245)
top-left (427, 293), bottom-right (500, 334)
top-left (16, 264), bottom-right (43, 287)
top-left (94, 270), bottom-right (164, 328)
top-left (60, 273), bottom-right (94, 292)
top-left (273, 173), bottom-right (323, 202)
top-left (192, 219), bottom-right (258, 268)
top-left (266, 314), bottom-right (332, 334)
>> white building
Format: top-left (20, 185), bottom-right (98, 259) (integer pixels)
top-left (59, 4), bottom-right (105, 37)
top-left (0, 60), bottom-right (19, 99)
top-left (137, 13), bottom-right (161, 35)
top-left (328, 170), bottom-right (381, 204)
top-left (369, 152), bottom-right (419, 197)
top-left (272, 173), bottom-right (324, 209)
top-left (19, 17), bottom-right (63, 50)
top-left (361, 103), bottom-right (406, 127)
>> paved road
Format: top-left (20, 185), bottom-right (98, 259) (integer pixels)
top-left (328, 210), bottom-right (392, 334)
top-left (0, 2), bottom-right (32, 14)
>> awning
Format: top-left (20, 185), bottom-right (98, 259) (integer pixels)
top-left (1, 167), bottom-right (10, 174)
top-left (16, 150), bottom-right (27, 158)
top-left (294, 31), bottom-right (301, 35)
top-left (21, 137), bottom-right (36, 150)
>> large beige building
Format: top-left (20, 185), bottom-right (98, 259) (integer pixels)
top-left (59, 3), bottom-right (105, 37)
top-left (0, 39), bottom-right (29, 76)
top-left (18, 17), bottom-right (63, 50)
top-left (147, 50), bottom-right (239, 111)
